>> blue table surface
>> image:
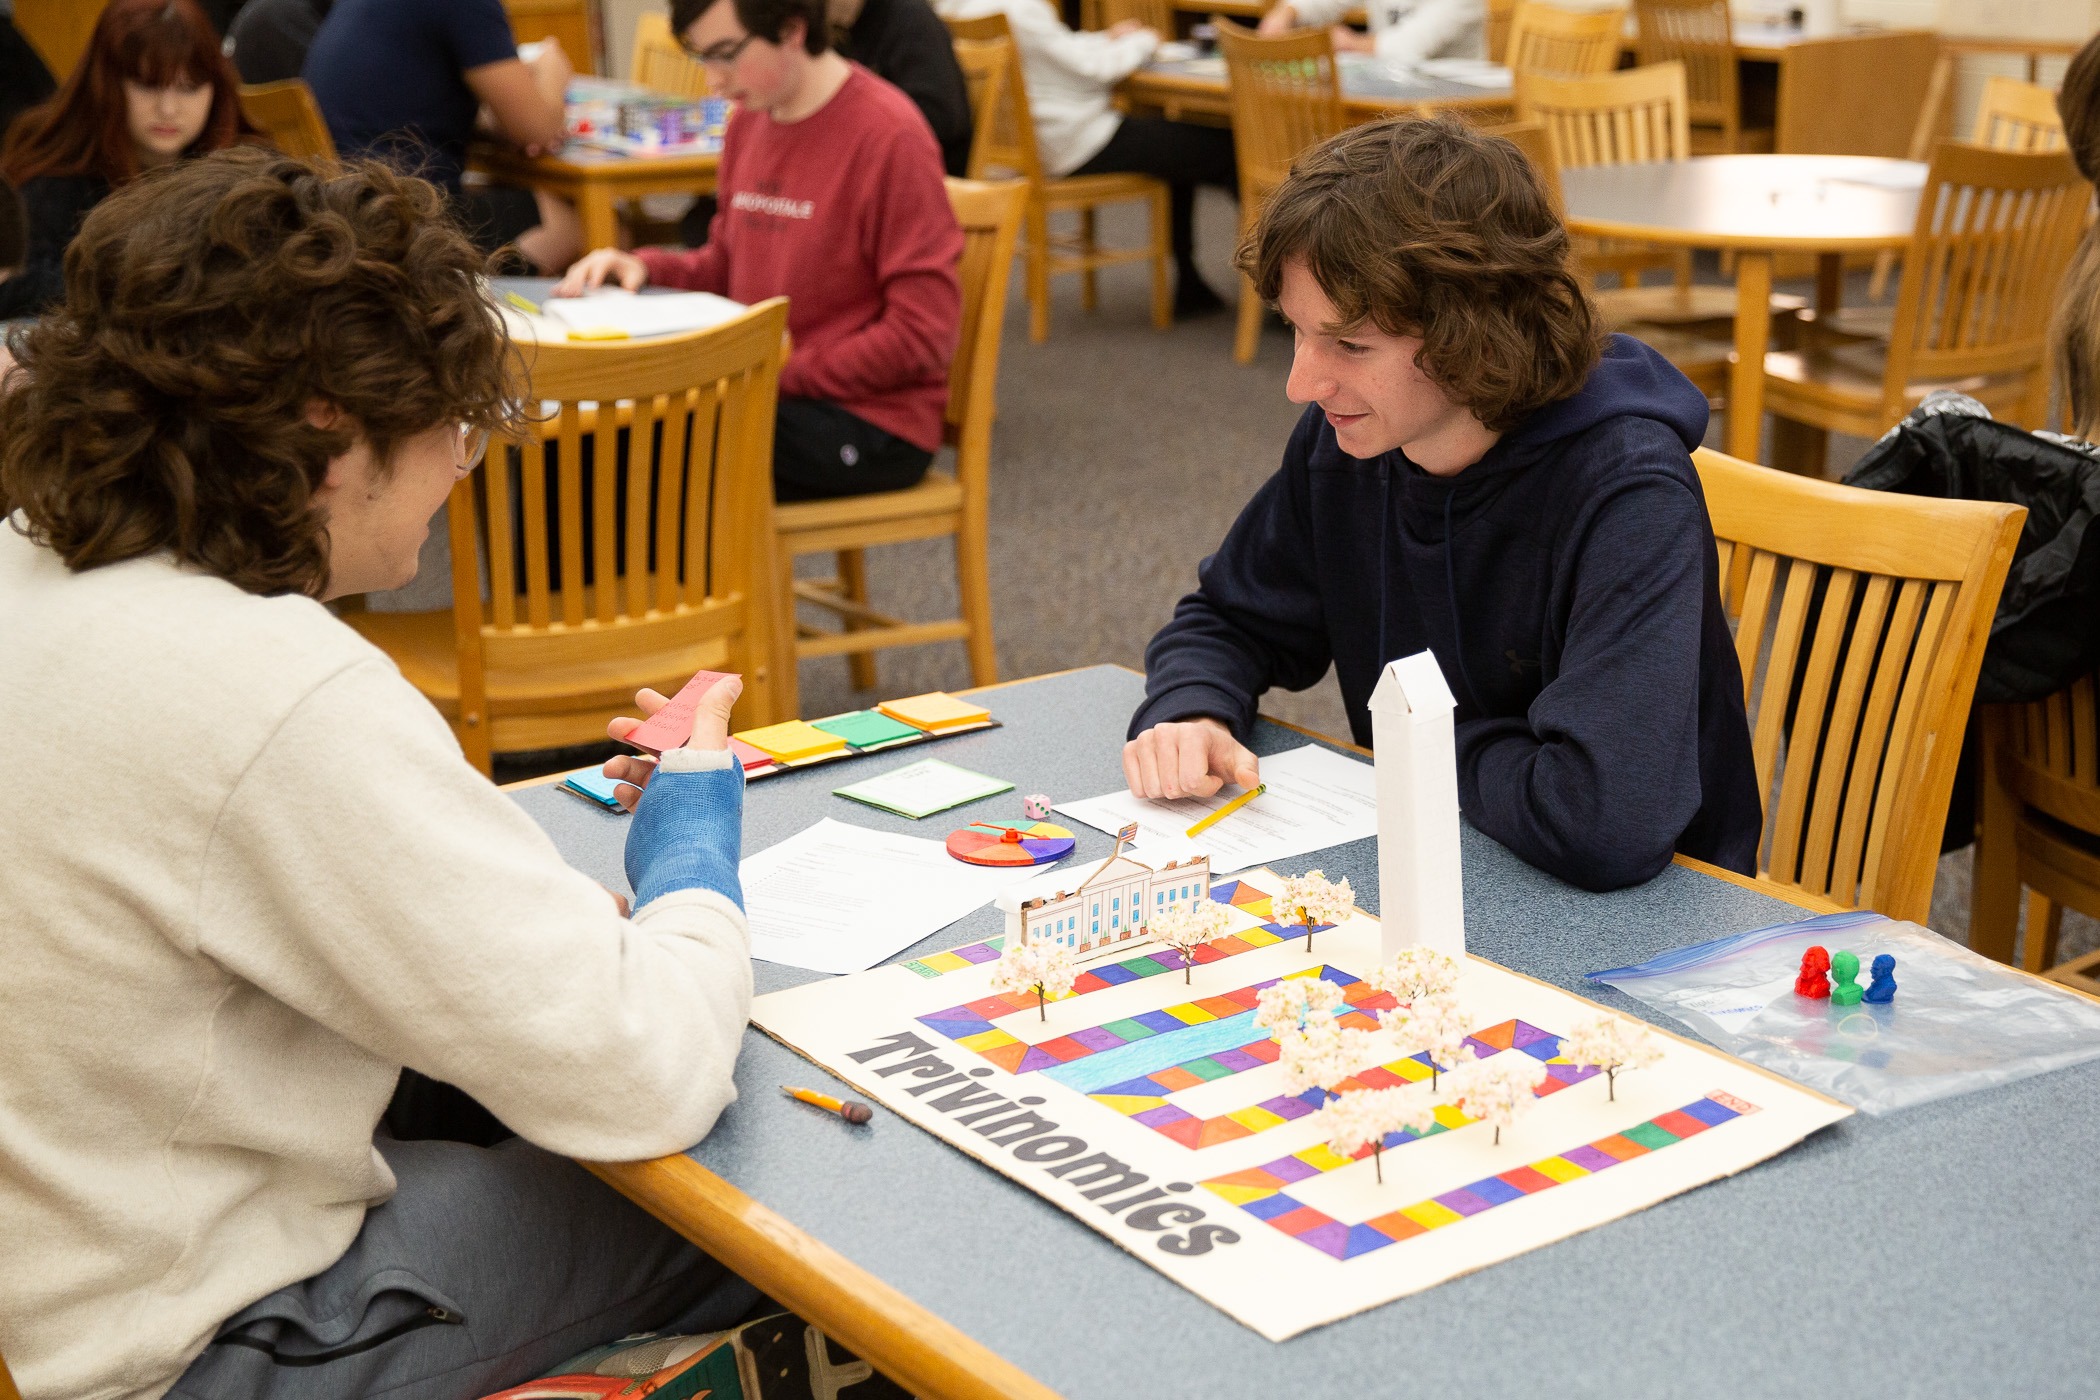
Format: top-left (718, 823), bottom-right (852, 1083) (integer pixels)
top-left (515, 666), bottom-right (2100, 1400)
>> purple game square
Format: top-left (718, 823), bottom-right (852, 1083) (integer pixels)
top-left (1210, 1048), bottom-right (1263, 1073)
top-left (1433, 1188), bottom-right (1495, 1217)
top-left (1263, 1096), bottom-right (1316, 1121)
top-left (1462, 1175), bottom-right (1526, 1207)
top-left (1262, 1155), bottom-right (1324, 1185)
top-left (1132, 1104), bottom-right (1194, 1128)
top-left (1297, 1221), bottom-right (1354, 1258)
top-left (1561, 1144), bottom-right (1620, 1173)
top-left (1069, 1026), bottom-right (1126, 1051)
top-left (955, 943), bottom-right (1002, 964)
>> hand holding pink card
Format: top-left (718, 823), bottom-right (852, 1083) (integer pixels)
top-left (621, 670), bottom-right (737, 753)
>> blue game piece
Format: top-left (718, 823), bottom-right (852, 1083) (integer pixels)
top-left (1863, 953), bottom-right (1897, 1004)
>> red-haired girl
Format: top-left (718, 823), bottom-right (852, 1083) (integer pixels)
top-left (0, 0), bottom-right (253, 318)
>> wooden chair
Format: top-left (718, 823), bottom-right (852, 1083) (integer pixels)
top-left (1486, 0), bottom-right (1518, 63)
top-left (1868, 73), bottom-right (2069, 309)
top-left (239, 80), bottom-right (336, 161)
top-left (1697, 446), bottom-right (2025, 923)
top-left (1763, 142), bottom-right (2089, 475)
top-left (347, 300), bottom-right (792, 774)
top-left (505, 0), bottom-right (598, 73)
top-left (1633, 0), bottom-right (1770, 154)
top-left (1, 1347), bottom-right (20, 1400)
top-left (1517, 63), bottom-right (1747, 321)
top-left (945, 12), bottom-right (1169, 343)
top-left (773, 179), bottom-right (1026, 710)
top-left (1973, 74), bottom-right (2069, 153)
top-left (1974, 673), bottom-right (2100, 992)
top-left (1505, 1), bottom-right (1627, 81)
top-left (1216, 21), bottom-right (1347, 364)
top-left (1492, 118), bottom-right (1733, 414)
top-left (1086, 0), bottom-right (1176, 33)
top-left (632, 10), bottom-right (709, 98)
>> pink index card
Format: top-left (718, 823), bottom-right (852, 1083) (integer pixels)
top-left (622, 670), bottom-right (737, 753)
top-left (727, 737), bottom-right (773, 771)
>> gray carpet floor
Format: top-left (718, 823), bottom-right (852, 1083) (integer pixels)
top-left (500, 189), bottom-right (2095, 967)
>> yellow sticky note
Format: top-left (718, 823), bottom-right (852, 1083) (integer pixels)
top-left (734, 720), bottom-right (848, 762)
top-left (877, 691), bottom-right (991, 731)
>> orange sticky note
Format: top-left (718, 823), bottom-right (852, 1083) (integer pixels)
top-left (877, 691), bottom-right (991, 732)
top-left (624, 670), bottom-right (736, 753)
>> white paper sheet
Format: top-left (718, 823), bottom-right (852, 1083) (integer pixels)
top-left (1056, 744), bottom-right (1378, 875)
top-left (540, 288), bottom-right (747, 338)
top-left (740, 818), bottom-right (1049, 973)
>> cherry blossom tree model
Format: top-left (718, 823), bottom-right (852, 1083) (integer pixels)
top-left (1278, 869), bottom-right (1354, 952)
top-left (1150, 900), bottom-right (1234, 986)
top-left (1314, 1085), bottom-right (1440, 1184)
top-left (1558, 1014), bottom-right (1663, 1102)
top-left (1378, 991), bottom-right (1476, 1092)
top-left (1450, 1052), bottom-right (1548, 1145)
top-left (988, 937), bottom-right (1077, 1022)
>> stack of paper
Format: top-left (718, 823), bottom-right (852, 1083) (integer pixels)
top-left (727, 737), bottom-right (774, 772)
top-left (736, 720), bottom-right (849, 763)
top-left (540, 289), bottom-right (746, 339)
top-left (878, 692), bottom-right (992, 733)
top-left (811, 709), bottom-right (924, 749)
top-left (833, 758), bottom-right (1012, 819)
top-left (621, 670), bottom-right (734, 753)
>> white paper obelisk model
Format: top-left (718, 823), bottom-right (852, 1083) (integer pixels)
top-left (1368, 650), bottom-right (1464, 958)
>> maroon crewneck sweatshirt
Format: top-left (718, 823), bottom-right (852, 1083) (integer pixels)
top-left (637, 65), bottom-right (963, 453)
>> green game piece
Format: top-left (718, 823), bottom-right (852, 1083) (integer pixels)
top-left (1829, 949), bottom-right (1864, 1006)
top-left (811, 709), bottom-right (924, 748)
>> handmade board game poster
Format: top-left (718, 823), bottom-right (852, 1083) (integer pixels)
top-left (751, 870), bottom-right (1852, 1341)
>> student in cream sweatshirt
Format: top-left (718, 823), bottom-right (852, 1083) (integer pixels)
top-left (0, 148), bottom-right (756, 1400)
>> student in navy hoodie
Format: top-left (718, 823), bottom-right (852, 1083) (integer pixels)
top-left (1125, 117), bottom-right (1762, 892)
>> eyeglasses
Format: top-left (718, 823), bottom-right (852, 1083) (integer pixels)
top-left (688, 32), bottom-right (756, 66)
top-left (454, 423), bottom-right (491, 477)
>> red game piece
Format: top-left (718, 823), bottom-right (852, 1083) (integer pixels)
top-left (1795, 945), bottom-right (1831, 999)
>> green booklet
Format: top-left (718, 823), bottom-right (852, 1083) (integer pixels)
top-left (810, 708), bottom-right (925, 749)
top-left (832, 758), bottom-right (1014, 820)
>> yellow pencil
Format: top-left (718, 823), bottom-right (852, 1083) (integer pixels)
top-left (783, 1085), bottom-right (872, 1124)
top-left (501, 289), bottom-right (543, 315)
top-left (1185, 782), bottom-right (1266, 838)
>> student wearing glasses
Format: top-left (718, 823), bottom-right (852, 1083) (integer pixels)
top-left (557, 0), bottom-right (963, 503)
top-left (0, 148), bottom-right (759, 1400)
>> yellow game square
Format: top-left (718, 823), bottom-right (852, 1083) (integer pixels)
top-left (1161, 1002), bottom-right (1217, 1025)
top-left (1294, 1144), bottom-right (1353, 1172)
top-left (1226, 1106), bottom-right (1286, 1132)
top-left (1401, 1200), bottom-right (1464, 1230)
top-left (957, 1029), bottom-right (1017, 1053)
top-left (1530, 1155), bottom-right (1589, 1184)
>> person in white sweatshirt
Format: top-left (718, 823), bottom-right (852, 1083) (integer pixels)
top-left (1256, 0), bottom-right (1484, 61)
top-left (0, 147), bottom-right (759, 1400)
top-left (936, 0), bottom-right (1237, 313)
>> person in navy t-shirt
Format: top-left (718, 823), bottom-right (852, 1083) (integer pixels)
top-left (302, 0), bottom-right (581, 272)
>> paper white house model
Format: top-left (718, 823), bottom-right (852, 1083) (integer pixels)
top-left (1368, 650), bottom-right (1465, 958)
top-left (996, 850), bottom-right (1212, 953)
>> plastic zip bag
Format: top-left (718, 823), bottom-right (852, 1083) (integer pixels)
top-left (1586, 911), bottom-right (2100, 1114)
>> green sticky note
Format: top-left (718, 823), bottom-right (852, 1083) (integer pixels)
top-left (832, 758), bottom-right (1014, 819)
top-left (811, 709), bottom-right (924, 749)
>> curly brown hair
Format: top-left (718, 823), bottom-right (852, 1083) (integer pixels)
top-left (1238, 116), bottom-right (1604, 434)
top-left (2051, 33), bottom-right (2100, 437)
top-left (0, 148), bottom-right (515, 596)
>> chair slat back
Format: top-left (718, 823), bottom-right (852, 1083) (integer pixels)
top-left (1487, 0), bottom-right (1519, 62)
top-left (947, 15), bottom-right (1046, 188)
top-left (504, 0), bottom-right (597, 73)
top-left (632, 11), bottom-right (709, 97)
top-left (1092, 0), bottom-right (1175, 33)
top-left (1971, 74), bottom-right (2067, 152)
top-left (942, 178), bottom-right (1027, 441)
top-left (1215, 21), bottom-right (1348, 203)
top-left (1506, 2), bottom-right (1627, 81)
top-left (1885, 142), bottom-right (2089, 414)
top-left (239, 80), bottom-right (336, 161)
top-left (450, 299), bottom-right (789, 756)
top-left (1517, 61), bottom-right (1689, 169)
top-left (1488, 118), bottom-right (1566, 213)
top-left (1697, 447), bottom-right (2025, 922)
top-left (1994, 674), bottom-right (2100, 836)
top-left (1632, 0), bottom-right (1735, 136)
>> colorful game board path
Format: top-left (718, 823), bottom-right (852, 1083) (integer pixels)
top-left (1203, 1092), bottom-right (1762, 1261)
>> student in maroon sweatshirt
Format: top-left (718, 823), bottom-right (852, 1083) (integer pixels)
top-left (556, 0), bottom-right (963, 501)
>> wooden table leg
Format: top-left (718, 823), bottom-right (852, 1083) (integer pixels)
top-left (1815, 252), bottom-right (1843, 318)
top-left (579, 185), bottom-right (619, 254)
top-left (1727, 250), bottom-right (1773, 463)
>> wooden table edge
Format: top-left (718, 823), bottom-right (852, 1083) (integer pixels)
top-left (583, 1155), bottom-right (1062, 1400)
top-left (1558, 216), bottom-right (1911, 253)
